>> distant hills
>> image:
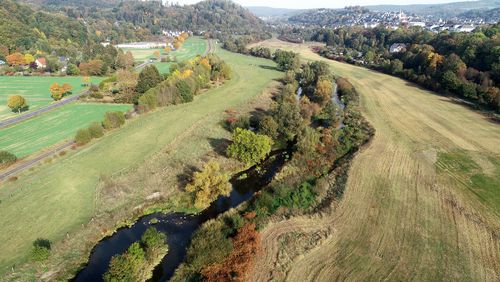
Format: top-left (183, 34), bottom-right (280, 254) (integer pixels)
top-left (247, 0), bottom-right (500, 20)
top-left (247, 6), bottom-right (303, 18)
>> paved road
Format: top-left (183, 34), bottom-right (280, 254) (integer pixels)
top-left (0, 141), bottom-right (74, 180)
top-left (0, 63), bottom-right (150, 129)
top-left (0, 38), bottom-right (213, 182)
top-left (0, 90), bottom-right (89, 129)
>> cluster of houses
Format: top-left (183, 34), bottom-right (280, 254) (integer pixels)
top-left (0, 55), bottom-right (70, 74)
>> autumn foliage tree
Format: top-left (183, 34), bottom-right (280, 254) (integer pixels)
top-left (226, 128), bottom-right (273, 165)
top-left (315, 77), bottom-right (333, 106)
top-left (7, 95), bottom-right (28, 113)
top-left (186, 161), bottom-right (232, 209)
top-left (49, 83), bottom-right (72, 100)
top-left (201, 222), bottom-right (261, 282)
top-left (6, 52), bottom-right (24, 66)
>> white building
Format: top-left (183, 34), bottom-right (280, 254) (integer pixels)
top-left (390, 43), bottom-right (407, 54)
top-left (115, 42), bottom-right (167, 49)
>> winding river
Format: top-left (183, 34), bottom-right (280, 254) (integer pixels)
top-left (73, 149), bottom-right (289, 281)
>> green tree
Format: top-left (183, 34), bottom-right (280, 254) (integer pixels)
top-left (186, 161), bottom-right (232, 209)
top-left (257, 116), bottom-right (279, 140)
top-left (441, 71), bottom-right (461, 92)
top-left (136, 65), bottom-right (162, 93)
top-left (176, 80), bottom-right (193, 103)
top-left (226, 128), bottom-right (273, 165)
top-left (66, 63), bottom-right (80, 75)
top-left (273, 100), bottom-right (303, 142)
top-left (7, 95), bottom-right (27, 113)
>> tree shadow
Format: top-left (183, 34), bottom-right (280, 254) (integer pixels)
top-left (208, 137), bottom-right (231, 156)
top-left (259, 65), bottom-right (279, 71)
top-left (176, 165), bottom-right (199, 187)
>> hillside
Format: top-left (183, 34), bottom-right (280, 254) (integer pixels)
top-left (20, 0), bottom-right (265, 43)
top-left (0, 0), bottom-right (90, 50)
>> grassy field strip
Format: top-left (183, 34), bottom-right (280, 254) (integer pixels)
top-left (0, 103), bottom-right (131, 157)
top-left (250, 39), bottom-right (500, 281)
top-left (121, 37), bottom-right (207, 73)
top-left (0, 76), bottom-right (101, 121)
top-left (0, 48), bottom-right (281, 276)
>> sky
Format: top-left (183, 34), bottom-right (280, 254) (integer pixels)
top-left (168, 0), bottom-right (476, 9)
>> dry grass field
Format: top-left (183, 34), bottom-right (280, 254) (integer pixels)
top-left (249, 39), bottom-right (500, 281)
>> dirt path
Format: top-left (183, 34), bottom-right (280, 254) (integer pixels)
top-left (249, 39), bottom-right (500, 281)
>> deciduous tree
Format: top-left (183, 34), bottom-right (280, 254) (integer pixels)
top-left (186, 161), bottom-right (231, 209)
top-left (7, 95), bottom-right (27, 113)
top-left (226, 128), bottom-right (273, 165)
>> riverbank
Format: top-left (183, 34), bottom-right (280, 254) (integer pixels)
top-left (1, 49), bottom-right (282, 281)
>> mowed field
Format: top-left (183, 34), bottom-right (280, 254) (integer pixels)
top-left (121, 36), bottom-right (207, 73)
top-left (250, 39), bottom-right (500, 281)
top-left (0, 103), bottom-right (131, 157)
top-left (0, 76), bottom-right (100, 120)
top-left (0, 47), bottom-right (281, 276)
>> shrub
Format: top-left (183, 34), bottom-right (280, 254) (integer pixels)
top-left (138, 90), bottom-right (158, 113)
top-left (103, 111), bottom-right (126, 130)
top-left (225, 115), bottom-right (250, 132)
top-left (75, 128), bottom-right (92, 146)
top-left (88, 122), bottom-right (104, 138)
top-left (0, 151), bottom-right (17, 166)
top-left (30, 238), bottom-right (51, 262)
top-left (176, 80), bottom-right (193, 103)
top-left (226, 128), bottom-right (273, 165)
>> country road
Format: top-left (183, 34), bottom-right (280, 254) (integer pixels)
top-left (0, 38), bottom-right (213, 181)
top-left (0, 62), bottom-right (151, 129)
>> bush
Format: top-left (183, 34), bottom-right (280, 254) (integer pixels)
top-left (138, 90), bottom-right (158, 113)
top-left (30, 238), bottom-right (51, 262)
top-left (103, 111), bottom-right (126, 130)
top-left (75, 128), bottom-right (92, 146)
top-left (0, 151), bottom-right (17, 166)
top-left (88, 122), bottom-right (104, 138)
top-left (225, 115), bottom-right (250, 132)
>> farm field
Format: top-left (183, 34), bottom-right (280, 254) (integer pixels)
top-left (121, 36), bottom-right (207, 73)
top-left (0, 47), bottom-right (281, 277)
top-left (0, 103), bottom-right (131, 157)
top-left (250, 39), bottom-right (500, 281)
top-left (0, 76), bottom-right (101, 121)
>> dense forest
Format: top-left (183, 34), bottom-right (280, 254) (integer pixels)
top-left (305, 25), bottom-right (500, 111)
top-left (0, 0), bottom-right (91, 51)
top-left (20, 0), bottom-right (265, 44)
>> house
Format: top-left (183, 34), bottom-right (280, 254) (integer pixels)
top-left (389, 43), bottom-right (406, 54)
top-left (35, 57), bottom-right (46, 69)
top-left (458, 25), bottom-right (475, 32)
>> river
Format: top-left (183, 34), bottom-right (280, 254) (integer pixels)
top-left (73, 149), bottom-right (289, 281)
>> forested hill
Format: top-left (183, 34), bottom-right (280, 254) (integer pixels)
top-left (19, 0), bottom-right (265, 43)
top-left (0, 0), bottom-right (90, 50)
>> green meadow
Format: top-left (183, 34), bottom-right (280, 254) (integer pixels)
top-left (0, 103), bottom-right (131, 157)
top-left (121, 36), bottom-right (207, 73)
top-left (0, 76), bottom-right (101, 120)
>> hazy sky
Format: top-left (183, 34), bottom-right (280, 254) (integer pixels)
top-left (169, 0), bottom-right (474, 9)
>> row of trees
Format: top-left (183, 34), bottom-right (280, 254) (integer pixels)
top-left (313, 25), bottom-right (500, 111)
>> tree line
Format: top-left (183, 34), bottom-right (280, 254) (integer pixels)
top-left (310, 25), bottom-right (500, 111)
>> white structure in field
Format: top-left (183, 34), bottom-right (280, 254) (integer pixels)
top-left (115, 42), bottom-right (167, 49)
